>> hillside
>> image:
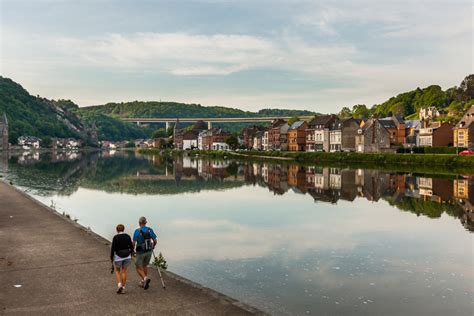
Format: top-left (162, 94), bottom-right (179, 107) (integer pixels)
top-left (81, 101), bottom-right (317, 118)
top-left (339, 74), bottom-right (474, 121)
top-left (0, 77), bottom-right (83, 144)
top-left (0, 77), bottom-right (150, 143)
top-left (80, 101), bottom-right (318, 133)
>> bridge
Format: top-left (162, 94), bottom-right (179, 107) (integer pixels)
top-left (122, 116), bottom-right (314, 129)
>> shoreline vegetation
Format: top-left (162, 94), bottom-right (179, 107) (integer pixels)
top-left (138, 148), bottom-right (474, 175)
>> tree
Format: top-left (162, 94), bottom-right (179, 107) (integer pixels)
top-left (152, 128), bottom-right (167, 139)
top-left (457, 74), bottom-right (474, 102)
top-left (288, 116), bottom-right (300, 126)
top-left (338, 107), bottom-right (352, 118)
top-left (225, 134), bottom-right (239, 150)
top-left (351, 104), bottom-right (370, 119)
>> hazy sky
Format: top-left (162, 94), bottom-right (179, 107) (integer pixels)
top-left (1, 0), bottom-right (472, 112)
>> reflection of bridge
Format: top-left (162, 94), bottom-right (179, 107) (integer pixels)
top-left (122, 116), bottom-right (314, 129)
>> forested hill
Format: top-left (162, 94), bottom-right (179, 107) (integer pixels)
top-left (0, 77), bottom-right (84, 143)
top-left (339, 74), bottom-right (474, 121)
top-left (0, 77), bottom-right (151, 143)
top-left (80, 101), bottom-right (317, 118)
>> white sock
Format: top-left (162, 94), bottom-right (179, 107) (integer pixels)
top-left (118, 282), bottom-right (122, 287)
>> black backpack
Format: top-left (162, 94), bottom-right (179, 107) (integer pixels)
top-left (138, 228), bottom-right (154, 252)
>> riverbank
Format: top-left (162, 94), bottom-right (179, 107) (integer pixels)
top-left (0, 181), bottom-right (263, 315)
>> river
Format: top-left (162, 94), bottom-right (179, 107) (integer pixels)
top-left (1, 150), bottom-right (473, 315)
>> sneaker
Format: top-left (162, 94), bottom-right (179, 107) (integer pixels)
top-left (144, 278), bottom-right (151, 290)
top-left (116, 286), bottom-right (123, 294)
top-left (139, 280), bottom-right (144, 288)
top-left (121, 287), bottom-right (126, 294)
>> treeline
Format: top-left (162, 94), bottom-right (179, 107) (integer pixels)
top-left (338, 74), bottom-right (474, 121)
top-left (80, 101), bottom-right (318, 119)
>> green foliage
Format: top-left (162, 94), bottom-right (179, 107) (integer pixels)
top-left (75, 111), bottom-right (152, 141)
top-left (387, 196), bottom-right (462, 219)
top-left (152, 128), bottom-right (167, 138)
top-left (125, 141), bottom-right (136, 148)
top-left (0, 76), bottom-right (82, 143)
top-left (288, 116), bottom-right (300, 126)
top-left (153, 252), bottom-right (168, 270)
top-left (81, 101), bottom-right (317, 119)
top-left (42, 136), bottom-right (52, 148)
top-left (351, 104), bottom-right (370, 119)
top-left (225, 134), bottom-right (239, 150)
top-left (340, 75), bottom-right (473, 120)
top-left (257, 108), bottom-right (317, 116)
top-left (398, 147), bottom-right (465, 154)
top-left (338, 107), bottom-right (352, 118)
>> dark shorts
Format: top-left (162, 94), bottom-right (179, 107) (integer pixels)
top-left (135, 251), bottom-right (152, 267)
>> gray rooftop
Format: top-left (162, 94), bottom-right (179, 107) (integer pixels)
top-left (289, 120), bottom-right (305, 130)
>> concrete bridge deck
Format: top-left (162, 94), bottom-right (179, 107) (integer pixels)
top-left (122, 116), bottom-right (314, 129)
top-left (0, 181), bottom-right (263, 315)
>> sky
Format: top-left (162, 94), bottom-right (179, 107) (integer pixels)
top-left (0, 0), bottom-right (472, 113)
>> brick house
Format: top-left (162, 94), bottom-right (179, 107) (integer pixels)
top-left (453, 105), bottom-right (474, 150)
top-left (211, 129), bottom-right (231, 150)
top-left (305, 114), bottom-right (337, 152)
top-left (288, 121), bottom-right (308, 151)
top-left (268, 119), bottom-right (289, 151)
top-left (175, 120), bottom-right (207, 150)
top-left (329, 118), bottom-right (359, 152)
top-left (355, 118), bottom-right (391, 153)
top-left (418, 121), bottom-right (454, 147)
top-left (242, 126), bottom-right (264, 149)
top-left (198, 130), bottom-right (213, 150)
top-left (379, 115), bottom-right (406, 146)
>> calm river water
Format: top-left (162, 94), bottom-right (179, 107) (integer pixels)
top-left (1, 151), bottom-right (473, 315)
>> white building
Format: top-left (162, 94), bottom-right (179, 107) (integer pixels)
top-left (262, 131), bottom-right (269, 151)
top-left (18, 136), bottom-right (41, 150)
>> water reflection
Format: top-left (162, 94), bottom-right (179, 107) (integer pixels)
top-left (2, 151), bottom-right (473, 315)
top-left (6, 152), bottom-right (471, 232)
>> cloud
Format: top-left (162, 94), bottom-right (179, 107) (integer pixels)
top-left (56, 32), bottom-right (357, 77)
top-left (1, 0), bottom-right (471, 110)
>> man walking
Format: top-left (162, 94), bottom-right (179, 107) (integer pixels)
top-left (132, 216), bottom-right (157, 290)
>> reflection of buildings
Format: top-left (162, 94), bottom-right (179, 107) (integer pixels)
top-left (88, 154), bottom-right (474, 232)
top-left (454, 179), bottom-right (474, 231)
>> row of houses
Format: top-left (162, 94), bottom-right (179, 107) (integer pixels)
top-left (242, 106), bottom-right (474, 152)
top-left (174, 121), bottom-right (232, 151)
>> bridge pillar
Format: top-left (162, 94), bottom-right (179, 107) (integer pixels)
top-left (165, 122), bottom-right (170, 130)
top-left (207, 121), bottom-right (212, 129)
top-left (137, 121), bottom-right (140, 126)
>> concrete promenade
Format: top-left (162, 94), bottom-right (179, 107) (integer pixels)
top-left (0, 181), bottom-right (263, 315)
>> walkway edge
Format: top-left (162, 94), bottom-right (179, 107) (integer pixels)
top-left (2, 180), bottom-right (266, 315)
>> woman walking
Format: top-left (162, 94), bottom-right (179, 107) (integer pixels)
top-left (110, 224), bottom-right (133, 294)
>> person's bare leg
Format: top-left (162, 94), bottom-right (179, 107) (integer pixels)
top-left (143, 265), bottom-right (148, 278)
top-left (121, 268), bottom-right (128, 287)
top-left (115, 268), bottom-right (121, 285)
top-left (136, 266), bottom-right (146, 280)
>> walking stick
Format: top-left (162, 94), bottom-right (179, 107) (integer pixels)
top-left (152, 250), bottom-right (166, 289)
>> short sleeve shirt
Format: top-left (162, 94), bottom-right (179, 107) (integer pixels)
top-left (133, 226), bottom-right (157, 252)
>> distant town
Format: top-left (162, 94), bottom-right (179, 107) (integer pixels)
top-left (1, 105), bottom-right (473, 153)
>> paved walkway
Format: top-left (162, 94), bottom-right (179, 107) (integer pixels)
top-left (0, 181), bottom-right (263, 315)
